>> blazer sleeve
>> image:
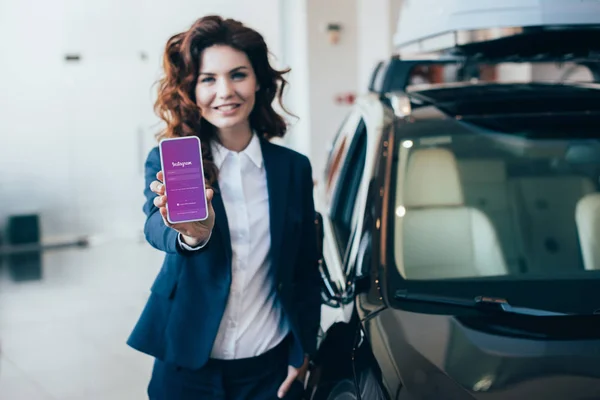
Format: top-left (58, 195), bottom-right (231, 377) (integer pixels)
top-left (142, 147), bottom-right (204, 255)
top-left (293, 156), bottom-right (322, 359)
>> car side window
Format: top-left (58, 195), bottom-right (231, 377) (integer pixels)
top-left (324, 112), bottom-right (363, 205)
top-left (324, 113), bottom-right (350, 179)
top-left (330, 119), bottom-right (367, 256)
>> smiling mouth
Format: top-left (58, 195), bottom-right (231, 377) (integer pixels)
top-left (214, 104), bottom-right (241, 111)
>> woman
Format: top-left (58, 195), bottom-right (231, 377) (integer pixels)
top-left (127, 15), bottom-right (321, 400)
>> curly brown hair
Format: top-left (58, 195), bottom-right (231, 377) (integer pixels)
top-left (154, 15), bottom-right (293, 185)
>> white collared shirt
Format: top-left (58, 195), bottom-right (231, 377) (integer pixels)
top-left (181, 134), bottom-right (290, 359)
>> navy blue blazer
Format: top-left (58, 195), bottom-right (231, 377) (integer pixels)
top-left (127, 137), bottom-right (321, 370)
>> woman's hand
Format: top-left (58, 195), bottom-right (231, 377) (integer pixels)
top-left (277, 356), bottom-right (309, 398)
top-left (150, 170), bottom-right (216, 246)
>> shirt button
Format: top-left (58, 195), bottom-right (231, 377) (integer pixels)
top-left (278, 283), bottom-right (283, 292)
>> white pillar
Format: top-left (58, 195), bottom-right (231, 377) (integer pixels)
top-left (279, 0), bottom-right (311, 159)
top-left (357, 0), bottom-right (401, 94)
top-left (279, 0), bottom-right (403, 180)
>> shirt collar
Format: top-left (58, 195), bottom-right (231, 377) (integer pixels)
top-left (210, 132), bottom-right (263, 169)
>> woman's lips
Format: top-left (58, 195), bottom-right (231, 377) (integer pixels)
top-left (214, 103), bottom-right (241, 115)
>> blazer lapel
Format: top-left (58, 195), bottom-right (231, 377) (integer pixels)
top-left (261, 139), bottom-right (289, 274)
top-left (210, 181), bottom-right (232, 264)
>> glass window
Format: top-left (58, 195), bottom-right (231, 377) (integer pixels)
top-left (331, 120), bottom-right (367, 256)
top-left (390, 114), bottom-right (600, 281)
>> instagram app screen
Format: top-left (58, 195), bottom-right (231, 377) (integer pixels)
top-left (159, 136), bottom-right (208, 223)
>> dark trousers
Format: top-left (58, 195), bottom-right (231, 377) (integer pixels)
top-left (148, 337), bottom-right (305, 400)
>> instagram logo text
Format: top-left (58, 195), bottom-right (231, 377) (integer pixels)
top-left (172, 161), bottom-right (193, 168)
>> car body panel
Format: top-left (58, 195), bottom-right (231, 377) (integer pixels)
top-left (363, 307), bottom-right (600, 399)
top-left (313, 31), bottom-right (600, 398)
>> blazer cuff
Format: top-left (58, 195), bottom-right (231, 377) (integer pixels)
top-left (177, 231), bottom-right (211, 251)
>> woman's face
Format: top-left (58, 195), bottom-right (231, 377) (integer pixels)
top-left (195, 45), bottom-right (259, 133)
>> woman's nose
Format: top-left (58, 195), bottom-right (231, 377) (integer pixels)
top-left (216, 78), bottom-right (234, 99)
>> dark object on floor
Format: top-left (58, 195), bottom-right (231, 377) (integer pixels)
top-left (6, 214), bottom-right (42, 281)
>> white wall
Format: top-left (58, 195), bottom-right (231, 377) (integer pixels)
top-left (280, 0), bottom-right (311, 157)
top-left (305, 0), bottom-right (358, 182)
top-left (357, 0), bottom-right (402, 93)
top-left (497, 62), bottom-right (595, 83)
top-left (1, 0), bottom-right (398, 241)
top-left (496, 64), bottom-right (533, 82)
top-left (0, 0), bottom-right (282, 242)
top-left (304, 0), bottom-right (402, 180)
top-left (532, 63), bottom-right (594, 83)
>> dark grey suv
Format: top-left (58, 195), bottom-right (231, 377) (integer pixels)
top-left (307, 29), bottom-right (600, 400)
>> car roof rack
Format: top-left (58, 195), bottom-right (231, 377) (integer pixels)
top-left (377, 1), bottom-right (600, 95)
top-left (369, 52), bottom-right (600, 96)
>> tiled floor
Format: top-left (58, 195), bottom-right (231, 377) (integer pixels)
top-left (0, 239), bottom-right (164, 399)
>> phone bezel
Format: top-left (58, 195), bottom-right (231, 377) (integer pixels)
top-left (158, 135), bottom-right (209, 224)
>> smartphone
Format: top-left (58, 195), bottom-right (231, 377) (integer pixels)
top-left (158, 136), bottom-right (209, 224)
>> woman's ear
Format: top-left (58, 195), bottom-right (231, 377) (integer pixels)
top-left (256, 83), bottom-right (260, 92)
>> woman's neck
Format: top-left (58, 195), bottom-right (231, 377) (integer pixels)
top-left (217, 124), bottom-right (253, 152)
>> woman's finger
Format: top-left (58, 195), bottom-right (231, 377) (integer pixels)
top-left (157, 170), bottom-right (164, 182)
top-left (153, 195), bottom-right (166, 208)
top-left (159, 207), bottom-right (172, 227)
top-left (150, 181), bottom-right (164, 194)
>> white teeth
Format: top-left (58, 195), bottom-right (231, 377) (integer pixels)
top-left (217, 105), bottom-right (238, 111)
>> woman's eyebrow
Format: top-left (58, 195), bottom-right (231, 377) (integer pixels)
top-left (199, 66), bottom-right (249, 76)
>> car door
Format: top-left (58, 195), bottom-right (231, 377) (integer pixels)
top-left (336, 97), bottom-right (399, 396)
top-left (316, 108), bottom-right (367, 334)
top-left (312, 94), bottom-right (399, 398)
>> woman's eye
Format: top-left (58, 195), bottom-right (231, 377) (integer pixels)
top-left (232, 72), bottom-right (247, 80)
top-left (200, 77), bottom-right (214, 83)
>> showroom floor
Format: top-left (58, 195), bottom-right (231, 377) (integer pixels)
top-left (0, 239), bottom-right (162, 400)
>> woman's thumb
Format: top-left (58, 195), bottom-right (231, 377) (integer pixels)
top-left (277, 366), bottom-right (298, 398)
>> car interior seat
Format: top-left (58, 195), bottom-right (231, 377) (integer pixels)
top-left (396, 148), bottom-right (507, 279)
top-left (576, 192), bottom-right (600, 271)
top-left (397, 147), bottom-right (508, 279)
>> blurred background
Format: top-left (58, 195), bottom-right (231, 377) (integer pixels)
top-left (2, 0), bottom-right (596, 399)
top-left (0, 0), bottom-right (401, 398)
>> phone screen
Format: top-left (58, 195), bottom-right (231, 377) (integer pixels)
top-left (159, 136), bottom-right (208, 223)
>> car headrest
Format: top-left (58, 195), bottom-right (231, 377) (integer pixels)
top-left (404, 148), bottom-right (464, 207)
